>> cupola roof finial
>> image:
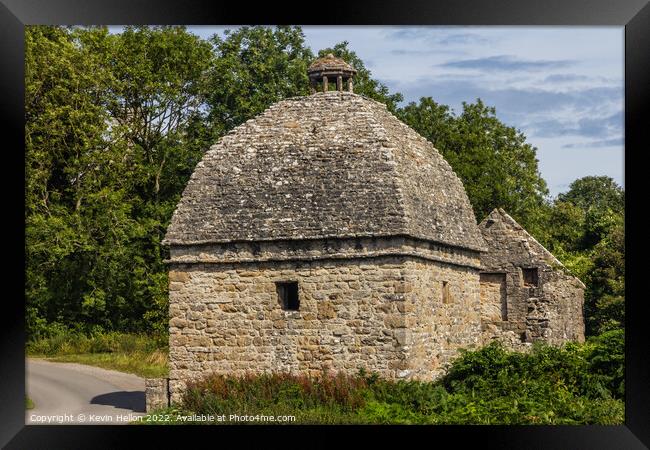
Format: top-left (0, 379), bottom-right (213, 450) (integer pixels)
top-left (308, 53), bottom-right (357, 93)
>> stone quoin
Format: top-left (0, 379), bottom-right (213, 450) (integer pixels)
top-left (147, 55), bottom-right (585, 408)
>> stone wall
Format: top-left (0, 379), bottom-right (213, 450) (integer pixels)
top-left (479, 273), bottom-right (507, 328)
top-left (167, 253), bottom-right (481, 404)
top-left (527, 271), bottom-right (585, 345)
top-left (405, 260), bottom-right (482, 380)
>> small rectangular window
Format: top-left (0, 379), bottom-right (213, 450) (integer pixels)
top-left (442, 281), bottom-right (451, 304)
top-left (276, 281), bottom-right (299, 310)
top-left (522, 268), bottom-right (539, 287)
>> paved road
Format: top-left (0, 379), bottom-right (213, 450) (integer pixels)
top-left (26, 359), bottom-right (146, 425)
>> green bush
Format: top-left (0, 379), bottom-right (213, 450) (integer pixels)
top-left (586, 328), bottom-right (624, 398)
top-left (180, 336), bottom-right (624, 425)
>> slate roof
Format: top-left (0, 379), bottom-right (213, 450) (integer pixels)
top-left (164, 91), bottom-right (486, 252)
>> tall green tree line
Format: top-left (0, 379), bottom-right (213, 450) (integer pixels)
top-left (25, 25), bottom-right (623, 339)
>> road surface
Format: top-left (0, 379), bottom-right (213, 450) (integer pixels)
top-left (26, 358), bottom-right (146, 425)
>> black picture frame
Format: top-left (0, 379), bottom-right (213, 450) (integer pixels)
top-left (1, 1), bottom-right (647, 448)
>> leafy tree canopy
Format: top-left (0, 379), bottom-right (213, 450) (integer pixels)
top-left (558, 176), bottom-right (624, 215)
top-left (398, 97), bottom-right (550, 233)
top-left (205, 26), bottom-right (314, 135)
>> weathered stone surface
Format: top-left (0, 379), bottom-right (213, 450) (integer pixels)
top-left (406, 260), bottom-right (482, 379)
top-left (167, 235), bottom-right (483, 268)
top-left (169, 271), bottom-right (191, 283)
top-left (145, 378), bottom-right (169, 412)
top-left (167, 255), bottom-right (482, 403)
top-left (163, 91), bottom-right (485, 252)
top-left (478, 208), bottom-right (585, 349)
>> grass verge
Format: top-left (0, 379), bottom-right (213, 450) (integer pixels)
top-left (27, 329), bottom-right (168, 378)
top-left (39, 351), bottom-right (168, 378)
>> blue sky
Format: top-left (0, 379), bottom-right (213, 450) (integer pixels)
top-left (185, 26), bottom-right (625, 197)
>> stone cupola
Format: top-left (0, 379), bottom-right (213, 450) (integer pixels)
top-left (308, 53), bottom-right (357, 93)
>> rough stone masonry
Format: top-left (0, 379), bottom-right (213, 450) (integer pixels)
top-left (147, 56), bottom-right (585, 409)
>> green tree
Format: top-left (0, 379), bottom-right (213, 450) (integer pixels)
top-left (205, 26), bottom-right (314, 135)
top-left (549, 176), bottom-right (625, 335)
top-left (585, 219), bottom-right (625, 334)
top-left (26, 26), bottom-right (115, 335)
top-left (557, 176), bottom-right (624, 249)
top-left (103, 26), bottom-right (213, 199)
top-left (546, 201), bottom-right (587, 253)
top-left (25, 25), bottom-right (213, 336)
top-left (558, 176), bottom-right (624, 215)
top-left (398, 97), bottom-right (550, 232)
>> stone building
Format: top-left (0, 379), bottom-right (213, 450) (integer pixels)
top-left (478, 208), bottom-right (585, 348)
top-left (148, 55), bottom-right (585, 408)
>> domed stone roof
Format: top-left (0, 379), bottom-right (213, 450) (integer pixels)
top-left (164, 91), bottom-right (486, 252)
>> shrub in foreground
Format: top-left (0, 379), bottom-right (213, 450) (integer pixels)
top-left (179, 337), bottom-right (624, 425)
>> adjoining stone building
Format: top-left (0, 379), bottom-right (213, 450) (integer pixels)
top-left (148, 56), bottom-right (585, 408)
top-left (478, 208), bottom-right (585, 349)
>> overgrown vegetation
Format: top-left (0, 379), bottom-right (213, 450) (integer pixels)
top-left (144, 330), bottom-right (622, 425)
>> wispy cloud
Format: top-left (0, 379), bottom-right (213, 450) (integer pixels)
top-left (543, 74), bottom-right (591, 83)
top-left (386, 28), bottom-right (491, 46)
top-left (542, 74), bottom-right (621, 86)
top-left (398, 79), bottom-right (622, 118)
top-left (390, 48), bottom-right (465, 56)
top-left (440, 55), bottom-right (574, 72)
top-left (562, 138), bottom-right (624, 149)
top-left (528, 111), bottom-right (622, 139)
top-left (438, 33), bottom-right (490, 45)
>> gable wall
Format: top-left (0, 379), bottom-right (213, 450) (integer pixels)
top-left (479, 210), bottom-right (585, 348)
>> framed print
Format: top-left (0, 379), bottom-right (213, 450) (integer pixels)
top-left (1, 0), bottom-right (648, 448)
